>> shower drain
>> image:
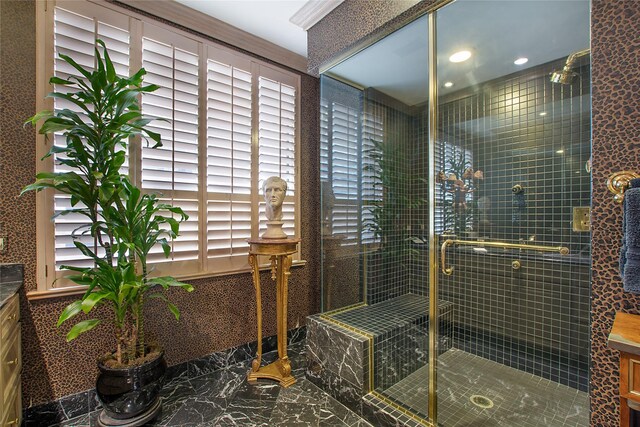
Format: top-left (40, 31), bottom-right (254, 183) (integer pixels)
top-left (469, 394), bottom-right (494, 409)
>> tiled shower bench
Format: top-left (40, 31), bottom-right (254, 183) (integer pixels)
top-left (305, 294), bottom-right (453, 425)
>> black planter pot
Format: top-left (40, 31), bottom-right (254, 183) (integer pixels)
top-left (96, 350), bottom-right (167, 427)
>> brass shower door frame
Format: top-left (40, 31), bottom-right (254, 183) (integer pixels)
top-left (427, 10), bottom-right (439, 425)
top-left (317, 1), bottom-right (453, 424)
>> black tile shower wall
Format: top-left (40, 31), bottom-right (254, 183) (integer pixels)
top-left (322, 56), bottom-right (591, 394)
top-left (362, 90), bottom-right (414, 305)
top-left (408, 105), bottom-right (429, 297)
top-left (408, 57), bottom-right (590, 281)
top-left (404, 57), bottom-right (591, 391)
top-left (437, 58), bottom-right (591, 252)
top-left (438, 248), bottom-right (590, 390)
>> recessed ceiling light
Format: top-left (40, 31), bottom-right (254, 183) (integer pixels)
top-left (556, 149), bottom-right (565, 154)
top-left (444, 81), bottom-right (454, 88)
top-left (449, 50), bottom-right (472, 63)
top-left (514, 57), bottom-right (528, 65)
top-left (539, 112), bottom-right (547, 116)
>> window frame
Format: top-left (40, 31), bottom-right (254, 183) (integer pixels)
top-left (30, 0), bottom-right (302, 298)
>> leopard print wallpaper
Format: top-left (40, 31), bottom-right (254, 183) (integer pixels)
top-left (591, 1), bottom-right (640, 424)
top-left (307, 0), bottom-right (425, 76)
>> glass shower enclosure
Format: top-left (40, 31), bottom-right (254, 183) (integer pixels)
top-left (309, 1), bottom-right (591, 425)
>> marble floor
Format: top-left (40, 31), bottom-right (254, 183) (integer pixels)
top-left (48, 342), bottom-right (589, 427)
top-left (55, 341), bottom-right (373, 427)
top-left (383, 348), bottom-right (589, 427)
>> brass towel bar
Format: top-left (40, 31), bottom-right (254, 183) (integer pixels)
top-left (607, 171), bottom-right (640, 204)
top-left (440, 239), bottom-right (570, 275)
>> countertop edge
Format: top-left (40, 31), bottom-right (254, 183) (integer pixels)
top-left (0, 282), bottom-right (23, 309)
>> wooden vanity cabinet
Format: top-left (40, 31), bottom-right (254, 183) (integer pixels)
top-left (0, 293), bottom-right (21, 426)
top-left (608, 312), bottom-right (640, 426)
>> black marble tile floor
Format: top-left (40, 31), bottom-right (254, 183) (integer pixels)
top-left (54, 341), bottom-right (373, 427)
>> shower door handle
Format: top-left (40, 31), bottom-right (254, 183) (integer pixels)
top-left (440, 239), bottom-right (569, 276)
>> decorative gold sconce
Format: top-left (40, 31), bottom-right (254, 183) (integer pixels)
top-left (607, 171), bottom-right (640, 204)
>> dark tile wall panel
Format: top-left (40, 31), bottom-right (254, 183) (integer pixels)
top-left (403, 59), bottom-right (591, 393)
top-left (320, 77), bottom-right (414, 307)
top-left (429, 60), bottom-right (590, 391)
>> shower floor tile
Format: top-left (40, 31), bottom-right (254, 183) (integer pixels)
top-left (330, 294), bottom-right (453, 335)
top-left (382, 348), bottom-right (589, 427)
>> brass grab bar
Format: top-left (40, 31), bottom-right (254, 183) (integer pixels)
top-left (440, 239), bottom-right (570, 275)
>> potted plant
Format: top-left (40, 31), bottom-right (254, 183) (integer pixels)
top-left (23, 40), bottom-right (194, 426)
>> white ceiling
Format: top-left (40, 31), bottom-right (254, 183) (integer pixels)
top-left (174, 0), bottom-right (311, 57)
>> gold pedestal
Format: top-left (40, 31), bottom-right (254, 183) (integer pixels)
top-left (246, 238), bottom-right (300, 388)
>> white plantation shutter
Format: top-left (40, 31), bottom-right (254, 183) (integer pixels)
top-left (205, 52), bottom-right (253, 271)
top-left (258, 77), bottom-right (296, 188)
top-left (51, 3), bottom-right (130, 277)
top-left (331, 103), bottom-right (360, 246)
top-left (258, 74), bottom-right (297, 241)
top-left (361, 112), bottom-right (384, 244)
top-left (320, 99), bottom-right (330, 182)
top-left (319, 100), bottom-right (382, 247)
top-left (39, 1), bottom-right (301, 291)
top-left (141, 25), bottom-right (200, 274)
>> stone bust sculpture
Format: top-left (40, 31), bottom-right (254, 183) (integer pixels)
top-left (263, 176), bottom-right (287, 221)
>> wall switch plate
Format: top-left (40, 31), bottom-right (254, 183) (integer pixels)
top-left (0, 236), bottom-right (5, 253)
top-left (573, 207), bottom-right (590, 232)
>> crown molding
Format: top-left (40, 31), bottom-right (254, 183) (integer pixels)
top-left (290, 0), bottom-right (345, 31)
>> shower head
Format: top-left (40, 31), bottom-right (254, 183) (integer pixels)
top-left (550, 48), bottom-right (590, 85)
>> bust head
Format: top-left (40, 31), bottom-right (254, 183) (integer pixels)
top-left (263, 176), bottom-right (287, 221)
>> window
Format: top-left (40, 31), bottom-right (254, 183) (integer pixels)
top-left (435, 139), bottom-right (473, 234)
top-left (34, 0), bottom-right (300, 292)
top-left (140, 24), bottom-right (201, 276)
top-left (319, 81), bottom-right (383, 248)
top-left (330, 102), bottom-right (360, 246)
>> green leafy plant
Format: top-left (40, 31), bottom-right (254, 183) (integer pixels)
top-left (23, 40), bottom-right (193, 365)
top-left (364, 138), bottom-right (424, 260)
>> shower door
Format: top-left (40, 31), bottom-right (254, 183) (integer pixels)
top-left (433, 1), bottom-right (591, 426)
top-left (317, 13), bottom-right (436, 425)
top-left (316, 1), bottom-right (591, 425)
